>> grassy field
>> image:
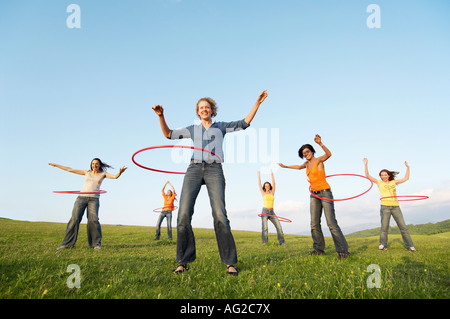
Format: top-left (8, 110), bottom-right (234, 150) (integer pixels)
top-left (0, 218), bottom-right (448, 299)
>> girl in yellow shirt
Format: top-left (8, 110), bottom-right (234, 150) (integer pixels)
top-left (363, 159), bottom-right (415, 251)
top-left (258, 170), bottom-right (285, 245)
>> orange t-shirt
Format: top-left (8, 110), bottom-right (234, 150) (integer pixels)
top-left (162, 191), bottom-right (176, 211)
top-left (306, 160), bottom-right (331, 192)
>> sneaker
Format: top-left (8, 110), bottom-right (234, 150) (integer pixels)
top-left (379, 245), bottom-right (387, 251)
top-left (408, 247), bottom-right (416, 252)
top-left (56, 245), bottom-right (68, 251)
top-left (93, 245), bottom-right (101, 250)
top-left (308, 249), bottom-right (324, 256)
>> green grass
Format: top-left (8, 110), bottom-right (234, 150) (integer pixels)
top-left (0, 218), bottom-right (448, 299)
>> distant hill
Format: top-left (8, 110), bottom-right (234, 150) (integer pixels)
top-left (346, 219), bottom-right (450, 238)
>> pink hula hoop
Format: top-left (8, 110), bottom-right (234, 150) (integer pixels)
top-left (132, 145), bottom-right (222, 175)
top-left (53, 190), bottom-right (107, 194)
top-left (380, 195), bottom-right (429, 202)
top-left (153, 206), bottom-right (178, 213)
top-left (309, 174), bottom-right (373, 202)
top-left (258, 213), bottom-right (292, 223)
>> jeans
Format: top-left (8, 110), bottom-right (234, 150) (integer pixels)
top-left (261, 208), bottom-right (285, 244)
top-left (310, 189), bottom-right (348, 253)
top-left (176, 162), bottom-right (237, 265)
top-left (61, 196), bottom-right (102, 247)
top-left (155, 211), bottom-right (172, 240)
top-left (380, 205), bottom-right (414, 249)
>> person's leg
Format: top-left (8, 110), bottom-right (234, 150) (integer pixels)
top-left (204, 163), bottom-right (238, 267)
top-left (391, 206), bottom-right (414, 249)
top-left (379, 205), bottom-right (391, 248)
top-left (176, 163), bottom-right (203, 265)
top-left (166, 212), bottom-right (173, 240)
top-left (320, 189), bottom-right (348, 254)
top-left (86, 197), bottom-right (102, 248)
top-left (60, 196), bottom-right (87, 247)
top-left (268, 210), bottom-right (285, 245)
top-left (155, 212), bottom-right (164, 240)
top-left (261, 211), bottom-right (269, 244)
top-left (310, 194), bottom-right (325, 253)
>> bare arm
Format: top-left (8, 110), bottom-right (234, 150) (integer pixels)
top-left (244, 90), bottom-right (268, 125)
top-left (396, 161), bottom-right (410, 185)
top-left (48, 163), bottom-right (86, 176)
top-left (270, 170), bottom-right (276, 195)
top-left (105, 166), bottom-right (127, 179)
top-left (314, 134), bottom-right (331, 164)
top-left (152, 105), bottom-right (172, 138)
top-left (363, 158), bottom-right (378, 183)
top-left (167, 181), bottom-right (175, 193)
top-left (278, 162), bottom-right (306, 170)
top-left (257, 171), bottom-right (265, 195)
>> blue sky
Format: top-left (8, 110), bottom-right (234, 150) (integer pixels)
top-left (1, 0), bottom-right (449, 236)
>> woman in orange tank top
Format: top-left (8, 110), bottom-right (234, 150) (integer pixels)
top-left (155, 181), bottom-right (177, 241)
top-left (278, 134), bottom-right (350, 259)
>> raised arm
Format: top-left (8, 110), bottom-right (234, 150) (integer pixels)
top-left (167, 181), bottom-right (176, 193)
top-left (363, 158), bottom-right (378, 183)
top-left (257, 171), bottom-right (264, 194)
top-left (244, 90), bottom-right (268, 125)
top-left (152, 105), bottom-right (172, 138)
top-left (48, 163), bottom-right (86, 176)
top-left (270, 170), bottom-right (276, 195)
top-left (314, 134), bottom-right (332, 164)
top-left (395, 161), bottom-right (410, 185)
top-left (105, 166), bottom-right (127, 179)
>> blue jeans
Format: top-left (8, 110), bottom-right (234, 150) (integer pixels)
top-left (155, 211), bottom-right (172, 240)
top-left (380, 205), bottom-right (414, 249)
top-left (176, 162), bottom-right (237, 265)
top-left (310, 189), bottom-right (348, 253)
top-left (261, 208), bottom-right (285, 244)
top-left (61, 196), bottom-right (102, 247)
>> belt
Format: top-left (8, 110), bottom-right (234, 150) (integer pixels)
top-left (311, 188), bottom-right (330, 194)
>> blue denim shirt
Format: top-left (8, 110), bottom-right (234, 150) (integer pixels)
top-left (169, 119), bottom-right (250, 163)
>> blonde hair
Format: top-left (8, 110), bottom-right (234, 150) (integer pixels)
top-left (196, 97), bottom-right (217, 119)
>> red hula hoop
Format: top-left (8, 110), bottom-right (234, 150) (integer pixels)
top-left (380, 195), bottom-right (429, 202)
top-left (153, 206), bottom-right (178, 213)
top-left (53, 190), bottom-right (107, 194)
top-left (309, 174), bottom-right (373, 202)
top-left (132, 145), bottom-right (222, 175)
top-left (258, 213), bottom-right (292, 223)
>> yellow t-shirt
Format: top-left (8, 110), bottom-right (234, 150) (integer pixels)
top-left (376, 180), bottom-right (399, 206)
top-left (263, 194), bottom-right (274, 209)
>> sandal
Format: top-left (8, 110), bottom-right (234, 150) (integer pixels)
top-left (226, 265), bottom-right (239, 276)
top-left (173, 264), bottom-right (188, 274)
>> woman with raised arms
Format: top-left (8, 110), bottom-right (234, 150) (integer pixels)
top-left (278, 135), bottom-right (350, 259)
top-left (155, 181), bottom-right (177, 241)
top-left (152, 90), bottom-right (268, 275)
top-left (363, 158), bottom-right (416, 252)
top-left (257, 170), bottom-right (286, 245)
